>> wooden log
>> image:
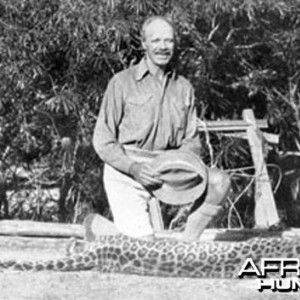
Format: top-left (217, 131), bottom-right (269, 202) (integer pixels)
top-left (1, 220), bottom-right (300, 242)
top-left (243, 109), bottom-right (280, 228)
top-left (157, 227), bottom-right (300, 241)
top-left (0, 226), bottom-right (300, 253)
top-left (0, 220), bottom-right (84, 238)
top-left (222, 132), bottom-right (279, 144)
top-left (197, 118), bottom-right (268, 132)
top-left (197, 118), bottom-right (279, 144)
top-left (1, 220), bottom-right (300, 261)
top-left (0, 235), bottom-right (71, 252)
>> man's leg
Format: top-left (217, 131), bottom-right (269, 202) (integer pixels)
top-left (182, 168), bottom-right (231, 241)
top-left (103, 164), bottom-right (155, 240)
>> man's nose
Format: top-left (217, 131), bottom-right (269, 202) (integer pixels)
top-left (158, 40), bottom-right (168, 48)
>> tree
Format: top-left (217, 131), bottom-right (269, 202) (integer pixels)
top-left (1, 0), bottom-right (300, 227)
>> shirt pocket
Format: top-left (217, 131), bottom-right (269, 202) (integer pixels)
top-left (127, 94), bottom-right (153, 106)
top-left (170, 100), bottom-right (187, 144)
top-left (172, 100), bottom-right (187, 129)
top-left (125, 94), bottom-right (155, 128)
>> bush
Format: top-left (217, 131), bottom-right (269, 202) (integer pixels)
top-left (0, 0), bottom-right (299, 227)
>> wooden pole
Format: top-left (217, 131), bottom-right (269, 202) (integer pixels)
top-left (243, 109), bottom-right (280, 228)
top-left (0, 221), bottom-right (300, 246)
top-left (197, 119), bottom-right (268, 132)
top-left (148, 197), bottom-right (164, 231)
top-left (0, 220), bottom-right (84, 238)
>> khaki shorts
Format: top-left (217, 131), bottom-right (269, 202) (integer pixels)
top-left (103, 164), bottom-right (154, 237)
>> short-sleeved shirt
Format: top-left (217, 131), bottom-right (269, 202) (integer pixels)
top-left (93, 58), bottom-right (201, 174)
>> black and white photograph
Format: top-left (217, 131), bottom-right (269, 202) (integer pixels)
top-left (0, 0), bottom-right (300, 299)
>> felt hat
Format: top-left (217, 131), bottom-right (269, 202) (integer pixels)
top-left (150, 151), bottom-right (207, 205)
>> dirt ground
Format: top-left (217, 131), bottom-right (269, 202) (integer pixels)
top-left (0, 226), bottom-right (300, 300)
top-left (0, 271), bottom-right (299, 300)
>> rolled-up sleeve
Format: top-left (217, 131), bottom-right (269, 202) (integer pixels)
top-left (93, 75), bottom-right (135, 174)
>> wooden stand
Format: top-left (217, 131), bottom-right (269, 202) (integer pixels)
top-left (150, 108), bottom-right (279, 231)
top-left (243, 109), bottom-right (279, 228)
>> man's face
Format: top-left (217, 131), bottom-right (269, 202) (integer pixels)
top-left (142, 19), bottom-right (175, 68)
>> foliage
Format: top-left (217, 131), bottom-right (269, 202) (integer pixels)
top-left (0, 0), bottom-right (300, 227)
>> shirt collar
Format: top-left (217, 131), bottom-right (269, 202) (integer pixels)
top-left (135, 57), bottom-right (177, 81)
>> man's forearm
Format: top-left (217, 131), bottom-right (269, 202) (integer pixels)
top-left (93, 129), bottom-right (135, 175)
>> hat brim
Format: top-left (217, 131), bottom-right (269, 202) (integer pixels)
top-left (150, 151), bottom-right (207, 205)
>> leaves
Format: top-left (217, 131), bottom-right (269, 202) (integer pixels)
top-left (1, 0), bottom-right (300, 225)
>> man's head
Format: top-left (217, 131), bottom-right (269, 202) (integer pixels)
top-left (141, 16), bottom-right (175, 69)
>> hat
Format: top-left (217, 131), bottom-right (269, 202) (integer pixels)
top-left (150, 151), bottom-right (207, 205)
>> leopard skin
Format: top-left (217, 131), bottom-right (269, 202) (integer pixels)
top-left (1, 234), bottom-right (300, 278)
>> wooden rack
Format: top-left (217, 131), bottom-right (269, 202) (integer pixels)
top-left (149, 109), bottom-right (280, 231)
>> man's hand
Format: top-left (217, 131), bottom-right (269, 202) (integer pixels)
top-left (129, 162), bottom-right (163, 189)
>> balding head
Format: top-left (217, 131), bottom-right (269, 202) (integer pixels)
top-left (141, 16), bottom-right (175, 42)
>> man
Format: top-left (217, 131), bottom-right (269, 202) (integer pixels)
top-left (93, 16), bottom-right (231, 241)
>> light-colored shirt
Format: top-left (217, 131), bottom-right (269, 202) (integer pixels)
top-left (93, 58), bottom-right (201, 174)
